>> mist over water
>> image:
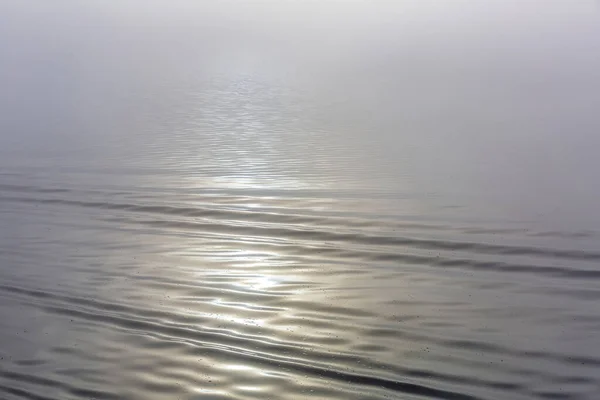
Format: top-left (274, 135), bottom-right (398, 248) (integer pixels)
top-left (1, 1), bottom-right (600, 399)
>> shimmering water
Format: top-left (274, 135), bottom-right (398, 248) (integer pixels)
top-left (1, 1), bottom-right (600, 399)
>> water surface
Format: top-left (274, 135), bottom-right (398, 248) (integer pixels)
top-left (1, 1), bottom-right (600, 399)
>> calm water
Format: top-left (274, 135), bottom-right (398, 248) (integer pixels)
top-left (1, 1), bottom-right (600, 399)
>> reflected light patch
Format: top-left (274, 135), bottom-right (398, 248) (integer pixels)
top-left (191, 388), bottom-right (227, 395)
top-left (236, 385), bottom-right (264, 392)
top-left (209, 175), bottom-right (312, 190)
top-left (222, 364), bottom-right (256, 372)
top-left (189, 310), bottom-right (265, 328)
top-left (234, 275), bottom-right (280, 291)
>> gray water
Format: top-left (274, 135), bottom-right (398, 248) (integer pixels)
top-left (1, 1), bottom-right (600, 399)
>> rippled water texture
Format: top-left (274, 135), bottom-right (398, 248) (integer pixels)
top-left (2, 1), bottom-right (600, 399)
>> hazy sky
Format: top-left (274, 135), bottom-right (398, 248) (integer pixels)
top-left (1, 0), bottom-right (600, 226)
